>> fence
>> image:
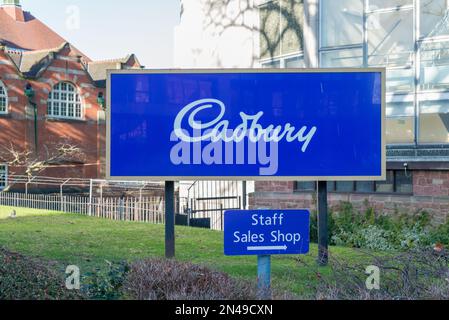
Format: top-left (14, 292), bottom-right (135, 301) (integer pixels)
top-left (0, 192), bottom-right (165, 224)
top-left (182, 181), bottom-right (244, 231)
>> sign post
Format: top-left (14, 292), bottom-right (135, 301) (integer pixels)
top-left (224, 210), bottom-right (310, 299)
top-left (317, 181), bottom-right (329, 266)
top-left (257, 255), bottom-right (271, 300)
top-left (165, 181), bottom-right (175, 259)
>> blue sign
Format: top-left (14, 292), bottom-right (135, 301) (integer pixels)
top-left (107, 69), bottom-right (385, 180)
top-left (224, 210), bottom-right (310, 256)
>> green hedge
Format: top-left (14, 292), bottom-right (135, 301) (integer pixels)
top-left (310, 202), bottom-right (449, 251)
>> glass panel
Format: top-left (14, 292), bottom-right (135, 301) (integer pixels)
top-left (420, 0), bottom-right (449, 38)
top-left (386, 101), bottom-right (415, 144)
top-left (320, 48), bottom-right (363, 67)
top-left (285, 56), bottom-right (305, 68)
top-left (53, 102), bottom-right (60, 116)
top-left (395, 170), bottom-right (413, 193)
top-left (356, 181), bottom-right (375, 192)
top-left (296, 181), bottom-right (315, 191)
top-left (387, 117), bottom-right (415, 144)
top-left (367, 10), bottom-right (414, 67)
top-left (327, 182), bottom-right (336, 192)
top-left (280, 0), bottom-right (304, 54)
top-left (0, 97), bottom-right (6, 113)
top-left (336, 181), bottom-right (354, 192)
top-left (321, 0), bottom-right (363, 47)
top-left (419, 99), bottom-right (449, 143)
top-left (387, 68), bottom-right (415, 92)
top-left (260, 1), bottom-right (281, 59)
top-left (61, 102), bottom-right (67, 116)
top-left (261, 60), bottom-right (281, 68)
top-left (420, 40), bottom-right (449, 90)
top-left (369, 0), bottom-right (413, 10)
top-left (387, 100), bottom-right (414, 117)
top-left (376, 171), bottom-right (394, 192)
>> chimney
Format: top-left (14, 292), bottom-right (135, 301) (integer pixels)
top-left (1, 0), bottom-right (25, 22)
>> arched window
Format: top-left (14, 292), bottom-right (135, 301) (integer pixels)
top-left (47, 82), bottom-right (83, 120)
top-left (0, 81), bottom-right (8, 114)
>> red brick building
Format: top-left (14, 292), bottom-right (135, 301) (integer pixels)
top-left (0, 0), bottom-right (142, 191)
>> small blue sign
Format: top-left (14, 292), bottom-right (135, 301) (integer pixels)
top-left (224, 210), bottom-right (310, 256)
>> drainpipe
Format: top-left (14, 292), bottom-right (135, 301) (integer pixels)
top-left (24, 83), bottom-right (38, 152)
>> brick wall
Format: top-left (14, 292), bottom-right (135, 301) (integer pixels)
top-left (414, 171), bottom-right (449, 197)
top-left (0, 46), bottom-right (105, 182)
top-left (250, 171), bottom-right (449, 224)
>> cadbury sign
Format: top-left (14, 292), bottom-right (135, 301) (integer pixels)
top-left (107, 69), bottom-right (385, 181)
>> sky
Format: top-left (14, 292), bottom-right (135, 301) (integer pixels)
top-left (22, 0), bottom-right (180, 68)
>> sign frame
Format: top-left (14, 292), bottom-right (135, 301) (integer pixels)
top-left (106, 68), bottom-right (386, 182)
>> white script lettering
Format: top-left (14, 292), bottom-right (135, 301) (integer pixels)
top-left (173, 99), bottom-right (317, 152)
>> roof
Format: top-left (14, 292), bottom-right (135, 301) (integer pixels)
top-left (1, 44), bottom-right (142, 86)
top-left (0, 7), bottom-right (66, 51)
top-left (0, 5), bottom-right (142, 86)
top-left (87, 55), bottom-right (142, 81)
top-left (2, 42), bottom-right (85, 78)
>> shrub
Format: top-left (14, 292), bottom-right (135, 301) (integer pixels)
top-left (83, 260), bottom-right (129, 300)
top-left (315, 202), bottom-right (443, 251)
top-left (316, 248), bottom-right (449, 300)
top-left (429, 221), bottom-right (449, 246)
top-left (122, 258), bottom-right (258, 300)
top-left (0, 248), bottom-right (84, 300)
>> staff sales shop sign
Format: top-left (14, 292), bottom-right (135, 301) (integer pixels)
top-left (224, 210), bottom-right (310, 256)
top-left (107, 69), bottom-right (386, 181)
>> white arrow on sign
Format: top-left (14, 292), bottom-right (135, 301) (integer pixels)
top-left (247, 245), bottom-right (288, 251)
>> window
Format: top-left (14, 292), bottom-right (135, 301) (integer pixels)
top-left (295, 181), bottom-right (316, 191)
top-left (367, 9), bottom-right (414, 67)
top-left (375, 171), bottom-right (394, 193)
top-left (420, 40), bottom-right (449, 91)
top-left (386, 101), bottom-right (415, 144)
top-left (420, 0), bottom-right (449, 38)
top-left (47, 82), bottom-right (83, 120)
top-left (0, 81), bottom-right (7, 114)
top-left (261, 55), bottom-right (305, 68)
top-left (321, 0), bottom-right (363, 48)
top-left (295, 171), bottom-right (413, 194)
top-left (0, 164), bottom-right (7, 191)
top-left (321, 48), bottom-right (364, 68)
top-left (260, 0), bottom-right (304, 60)
top-left (419, 98), bottom-right (449, 143)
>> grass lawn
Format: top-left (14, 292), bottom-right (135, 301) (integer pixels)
top-left (0, 205), bottom-right (374, 298)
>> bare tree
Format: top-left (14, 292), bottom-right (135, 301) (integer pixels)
top-left (0, 142), bottom-right (85, 191)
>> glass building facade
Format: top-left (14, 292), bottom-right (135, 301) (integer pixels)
top-left (260, 0), bottom-right (449, 153)
top-left (320, 0), bottom-right (449, 146)
top-left (257, 0), bottom-right (449, 195)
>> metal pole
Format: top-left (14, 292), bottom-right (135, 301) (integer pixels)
top-left (242, 181), bottom-right (247, 210)
top-left (165, 181), bottom-right (175, 259)
top-left (60, 178), bottom-right (70, 212)
top-left (88, 179), bottom-right (93, 217)
top-left (317, 181), bottom-right (329, 266)
top-left (257, 255), bottom-right (272, 300)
